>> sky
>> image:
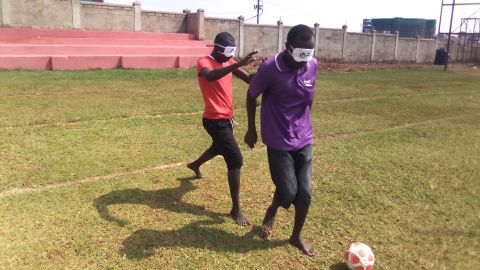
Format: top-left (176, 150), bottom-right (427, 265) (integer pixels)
top-left (104, 0), bottom-right (480, 33)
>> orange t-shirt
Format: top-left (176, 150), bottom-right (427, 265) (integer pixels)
top-left (197, 56), bottom-right (236, 119)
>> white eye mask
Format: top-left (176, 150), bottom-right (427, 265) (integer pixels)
top-left (215, 44), bottom-right (236, 58)
top-left (289, 46), bottom-right (314, 63)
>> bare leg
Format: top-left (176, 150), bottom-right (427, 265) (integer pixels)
top-left (262, 198), bottom-right (281, 236)
top-left (187, 149), bottom-right (215, 178)
top-left (289, 204), bottom-right (314, 256)
top-left (227, 168), bottom-right (250, 226)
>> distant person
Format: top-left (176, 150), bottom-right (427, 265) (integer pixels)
top-left (187, 32), bottom-right (258, 226)
top-left (244, 24), bottom-right (317, 256)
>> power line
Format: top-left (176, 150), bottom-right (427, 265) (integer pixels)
top-left (208, 10), bottom-right (251, 15)
top-left (262, 0), bottom-right (319, 18)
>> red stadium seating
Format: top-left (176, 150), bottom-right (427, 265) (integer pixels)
top-left (0, 28), bottom-right (212, 70)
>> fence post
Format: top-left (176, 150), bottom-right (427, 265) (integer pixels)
top-left (466, 41), bottom-right (471, 63)
top-left (342, 25), bottom-right (348, 61)
top-left (133, 1), bottom-right (141, 32)
top-left (1, 0), bottom-right (11, 27)
top-left (415, 35), bottom-right (421, 63)
top-left (314, 23), bottom-right (320, 57)
top-left (455, 40), bottom-right (460, 63)
top-left (476, 38), bottom-right (479, 62)
top-left (277, 19), bottom-right (283, 53)
top-left (370, 30), bottom-right (376, 62)
top-left (394, 31), bottom-right (399, 62)
top-left (238, 16), bottom-right (245, 58)
top-left (183, 9), bottom-right (191, 36)
top-left (72, 0), bottom-right (81, 30)
top-left (196, 9), bottom-right (205, 40)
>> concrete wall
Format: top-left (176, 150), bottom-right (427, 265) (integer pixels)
top-left (81, 2), bottom-right (133, 32)
top-left (317, 28), bottom-right (344, 60)
top-left (374, 34), bottom-right (396, 62)
top-left (397, 38), bottom-right (418, 62)
top-left (282, 26), bottom-right (292, 50)
top-left (204, 17), bottom-right (239, 43)
top-left (417, 39), bottom-right (436, 63)
top-left (244, 24), bottom-right (278, 56)
top-left (0, 0), bottom-right (3, 27)
top-left (142, 10), bottom-right (187, 33)
top-left (344, 33), bottom-right (373, 62)
top-left (4, 0), bottom-right (72, 29)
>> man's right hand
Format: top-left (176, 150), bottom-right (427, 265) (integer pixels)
top-left (244, 129), bottom-right (258, 148)
top-left (237, 50), bottom-right (258, 67)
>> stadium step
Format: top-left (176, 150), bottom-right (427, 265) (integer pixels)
top-left (0, 45), bottom-right (213, 56)
top-left (0, 28), bottom-right (197, 40)
top-left (0, 37), bottom-right (212, 46)
top-left (0, 28), bottom-right (212, 70)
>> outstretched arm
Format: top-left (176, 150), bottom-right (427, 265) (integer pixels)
top-left (232, 50), bottom-right (258, 84)
top-left (233, 68), bottom-right (256, 84)
top-left (200, 50), bottom-right (258, 82)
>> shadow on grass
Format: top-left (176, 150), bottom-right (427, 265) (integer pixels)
top-left (93, 176), bottom-right (224, 226)
top-left (329, 262), bottom-right (349, 270)
top-left (121, 223), bottom-right (287, 259)
top-left (94, 176), bottom-right (287, 259)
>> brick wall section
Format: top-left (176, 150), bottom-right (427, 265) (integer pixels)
top-left (374, 35), bottom-right (396, 62)
top-left (244, 25), bottom-right (278, 56)
top-left (417, 39), bottom-right (436, 63)
top-left (0, 1), bottom-right (3, 27)
top-left (344, 33), bottom-right (373, 62)
top-left (204, 17), bottom-right (239, 42)
top-left (81, 2), bottom-right (133, 31)
top-left (7, 0), bottom-right (72, 29)
top-left (396, 39), bottom-right (418, 62)
top-left (142, 10), bottom-right (187, 33)
top-left (317, 29), bottom-right (344, 60)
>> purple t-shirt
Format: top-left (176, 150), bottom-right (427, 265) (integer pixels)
top-left (248, 51), bottom-right (318, 151)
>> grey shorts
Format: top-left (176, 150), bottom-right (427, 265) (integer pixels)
top-left (267, 144), bottom-right (312, 209)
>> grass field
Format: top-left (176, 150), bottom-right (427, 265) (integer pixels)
top-left (0, 66), bottom-right (479, 269)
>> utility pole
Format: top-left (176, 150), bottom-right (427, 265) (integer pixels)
top-left (439, 0), bottom-right (444, 36)
top-left (445, 0), bottom-right (456, 71)
top-left (254, 0), bottom-right (263, 24)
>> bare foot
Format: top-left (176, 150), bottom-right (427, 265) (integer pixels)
top-left (289, 237), bottom-right (315, 257)
top-left (261, 206), bottom-right (277, 237)
top-left (186, 162), bottom-right (202, 178)
top-left (230, 209), bottom-right (250, 226)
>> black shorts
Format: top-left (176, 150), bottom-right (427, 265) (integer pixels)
top-left (203, 118), bottom-right (243, 170)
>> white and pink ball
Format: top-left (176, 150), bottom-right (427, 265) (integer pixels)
top-left (344, 242), bottom-right (375, 270)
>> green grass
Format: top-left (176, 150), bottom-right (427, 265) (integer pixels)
top-left (0, 66), bottom-right (479, 269)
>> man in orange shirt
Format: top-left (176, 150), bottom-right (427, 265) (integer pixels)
top-left (187, 32), bottom-right (257, 226)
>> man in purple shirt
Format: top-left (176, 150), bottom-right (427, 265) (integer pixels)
top-left (244, 24), bottom-right (317, 256)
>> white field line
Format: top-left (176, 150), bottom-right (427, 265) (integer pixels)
top-left (0, 147), bottom-right (266, 199)
top-left (0, 113), bottom-right (478, 199)
top-left (0, 111), bottom-right (203, 130)
top-left (2, 90), bottom-right (475, 130)
top-left (0, 162), bottom-right (184, 198)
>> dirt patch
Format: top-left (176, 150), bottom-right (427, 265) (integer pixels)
top-left (317, 61), bottom-right (433, 72)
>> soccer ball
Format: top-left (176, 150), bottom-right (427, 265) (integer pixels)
top-left (344, 242), bottom-right (375, 270)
